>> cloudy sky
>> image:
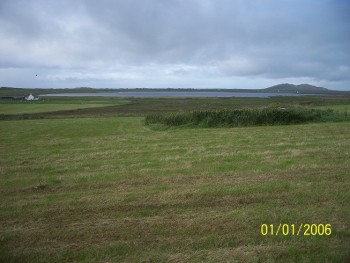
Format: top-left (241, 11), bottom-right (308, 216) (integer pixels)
top-left (0, 0), bottom-right (349, 90)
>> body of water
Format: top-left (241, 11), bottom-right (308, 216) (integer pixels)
top-left (41, 91), bottom-right (314, 98)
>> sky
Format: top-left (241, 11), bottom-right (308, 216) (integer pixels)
top-left (0, 0), bottom-right (349, 90)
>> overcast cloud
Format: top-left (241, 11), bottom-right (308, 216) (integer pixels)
top-left (0, 0), bottom-right (349, 90)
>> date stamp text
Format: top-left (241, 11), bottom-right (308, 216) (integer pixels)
top-left (260, 224), bottom-right (332, 236)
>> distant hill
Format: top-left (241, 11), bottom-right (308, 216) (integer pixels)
top-left (264, 84), bottom-right (330, 94)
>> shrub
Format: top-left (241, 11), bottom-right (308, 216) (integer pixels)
top-left (145, 107), bottom-right (346, 128)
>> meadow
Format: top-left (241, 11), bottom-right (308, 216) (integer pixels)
top-left (0, 95), bottom-right (349, 262)
top-left (0, 97), bottom-right (129, 115)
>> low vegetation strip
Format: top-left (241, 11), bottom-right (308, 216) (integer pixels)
top-left (145, 108), bottom-right (348, 128)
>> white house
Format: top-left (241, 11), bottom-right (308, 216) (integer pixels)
top-left (25, 94), bottom-right (39, 101)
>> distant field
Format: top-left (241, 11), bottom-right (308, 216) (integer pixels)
top-left (0, 103), bottom-right (119, 114)
top-left (0, 98), bottom-right (129, 115)
top-left (1, 95), bottom-right (350, 120)
top-left (312, 104), bottom-right (350, 113)
top-left (0, 96), bottom-right (349, 262)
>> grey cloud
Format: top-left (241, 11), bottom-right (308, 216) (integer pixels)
top-left (0, 0), bottom-right (349, 89)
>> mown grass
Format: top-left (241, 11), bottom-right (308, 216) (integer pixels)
top-left (0, 103), bottom-right (121, 115)
top-left (145, 107), bottom-right (349, 128)
top-left (1, 111), bottom-right (349, 262)
top-left (0, 97), bottom-right (129, 115)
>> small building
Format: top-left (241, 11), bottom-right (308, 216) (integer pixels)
top-left (25, 94), bottom-right (39, 101)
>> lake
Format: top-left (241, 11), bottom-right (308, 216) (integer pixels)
top-left (41, 91), bottom-right (314, 98)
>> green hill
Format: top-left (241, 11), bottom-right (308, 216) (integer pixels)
top-left (264, 83), bottom-right (330, 93)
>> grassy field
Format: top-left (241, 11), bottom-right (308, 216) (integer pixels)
top-left (0, 96), bottom-right (349, 262)
top-left (0, 97), bottom-right (129, 115)
top-left (311, 104), bottom-right (350, 113)
top-left (1, 95), bottom-right (350, 120)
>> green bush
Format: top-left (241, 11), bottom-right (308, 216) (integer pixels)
top-left (145, 107), bottom-right (348, 128)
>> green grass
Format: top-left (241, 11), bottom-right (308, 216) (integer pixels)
top-left (0, 96), bottom-right (349, 262)
top-left (0, 97), bottom-right (129, 115)
top-left (0, 103), bottom-right (120, 114)
top-left (1, 95), bottom-right (350, 120)
top-left (311, 104), bottom-right (350, 113)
